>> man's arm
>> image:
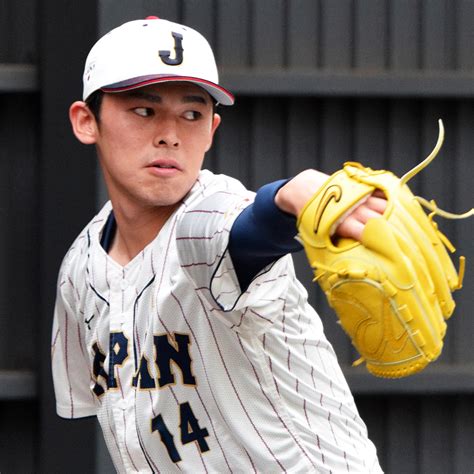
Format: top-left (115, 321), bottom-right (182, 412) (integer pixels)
top-left (228, 179), bottom-right (302, 290)
top-left (229, 170), bottom-right (387, 290)
top-left (52, 276), bottom-right (98, 419)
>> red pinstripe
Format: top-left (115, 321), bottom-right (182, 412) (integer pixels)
top-left (194, 294), bottom-right (287, 471)
top-left (236, 334), bottom-right (317, 471)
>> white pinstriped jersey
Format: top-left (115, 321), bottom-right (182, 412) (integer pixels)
top-left (52, 170), bottom-right (382, 473)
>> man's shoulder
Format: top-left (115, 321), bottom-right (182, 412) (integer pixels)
top-left (184, 170), bottom-right (254, 208)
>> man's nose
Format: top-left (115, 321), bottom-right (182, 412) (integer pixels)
top-left (153, 116), bottom-right (180, 148)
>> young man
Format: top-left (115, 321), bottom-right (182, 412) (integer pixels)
top-left (52, 17), bottom-right (385, 473)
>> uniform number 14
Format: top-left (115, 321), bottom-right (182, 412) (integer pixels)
top-left (152, 401), bottom-right (210, 463)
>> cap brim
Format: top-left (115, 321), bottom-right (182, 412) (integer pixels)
top-left (101, 75), bottom-right (235, 105)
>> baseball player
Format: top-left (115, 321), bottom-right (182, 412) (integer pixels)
top-left (52, 16), bottom-right (385, 473)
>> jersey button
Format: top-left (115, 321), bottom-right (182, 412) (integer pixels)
top-left (120, 279), bottom-right (129, 290)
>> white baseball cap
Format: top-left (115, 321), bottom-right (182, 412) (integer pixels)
top-left (82, 16), bottom-right (234, 105)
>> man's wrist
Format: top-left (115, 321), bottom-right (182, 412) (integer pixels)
top-left (274, 169), bottom-right (330, 217)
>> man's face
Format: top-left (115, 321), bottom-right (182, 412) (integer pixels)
top-left (93, 82), bottom-right (221, 213)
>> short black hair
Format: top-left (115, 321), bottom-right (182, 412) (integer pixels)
top-left (85, 90), bottom-right (104, 123)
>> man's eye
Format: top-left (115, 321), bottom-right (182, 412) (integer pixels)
top-left (183, 110), bottom-right (202, 121)
top-left (134, 107), bottom-right (153, 117)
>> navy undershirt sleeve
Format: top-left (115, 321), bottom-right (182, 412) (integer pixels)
top-left (229, 179), bottom-right (303, 291)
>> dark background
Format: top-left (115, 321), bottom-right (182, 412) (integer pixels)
top-left (1, 1), bottom-right (473, 472)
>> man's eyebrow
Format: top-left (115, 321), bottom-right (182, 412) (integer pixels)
top-left (182, 95), bottom-right (208, 105)
top-left (127, 91), bottom-right (162, 103)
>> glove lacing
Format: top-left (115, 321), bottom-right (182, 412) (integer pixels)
top-left (404, 119), bottom-right (473, 290)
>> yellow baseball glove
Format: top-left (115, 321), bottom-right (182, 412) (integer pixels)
top-left (297, 120), bottom-right (473, 378)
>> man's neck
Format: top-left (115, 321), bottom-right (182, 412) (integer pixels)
top-left (108, 201), bottom-right (179, 266)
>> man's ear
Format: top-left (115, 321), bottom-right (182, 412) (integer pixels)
top-left (69, 101), bottom-right (99, 145)
top-left (205, 113), bottom-right (221, 152)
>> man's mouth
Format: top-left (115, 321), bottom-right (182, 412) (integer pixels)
top-left (148, 159), bottom-right (181, 171)
top-left (147, 159), bottom-right (182, 176)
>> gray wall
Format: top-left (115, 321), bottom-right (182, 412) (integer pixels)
top-left (1, 1), bottom-right (473, 473)
top-left (0, 1), bottom-right (39, 472)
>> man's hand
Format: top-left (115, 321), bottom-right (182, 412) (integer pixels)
top-left (274, 169), bottom-right (387, 241)
top-left (335, 189), bottom-right (387, 240)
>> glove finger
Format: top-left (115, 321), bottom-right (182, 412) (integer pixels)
top-left (391, 224), bottom-right (447, 338)
top-left (391, 202), bottom-right (456, 318)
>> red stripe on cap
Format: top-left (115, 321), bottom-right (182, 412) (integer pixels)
top-left (145, 16), bottom-right (159, 19)
top-left (101, 76), bottom-right (235, 104)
